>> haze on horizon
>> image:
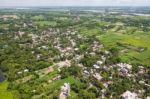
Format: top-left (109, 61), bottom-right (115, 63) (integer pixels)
top-left (0, 0), bottom-right (150, 7)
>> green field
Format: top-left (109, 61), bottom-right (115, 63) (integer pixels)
top-left (35, 21), bottom-right (57, 27)
top-left (0, 81), bottom-right (19, 99)
top-left (31, 15), bottom-right (45, 20)
top-left (79, 25), bottom-right (150, 66)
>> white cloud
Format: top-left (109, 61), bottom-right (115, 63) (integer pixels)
top-left (0, 0), bottom-right (150, 6)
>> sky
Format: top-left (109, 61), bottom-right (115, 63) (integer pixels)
top-left (0, 0), bottom-right (150, 7)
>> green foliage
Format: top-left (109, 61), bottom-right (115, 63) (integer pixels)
top-left (78, 90), bottom-right (96, 99)
top-left (35, 61), bottom-right (52, 70)
top-left (105, 48), bottom-right (120, 65)
top-left (88, 87), bottom-right (99, 97)
top-left (0, 81), bottom-right (19, 99)
top-left (109, 78), bottom-right (133, 96)
top-left (60, 65), bottom-right (81, 79)
top-left (80, 54), bottom-right (98, 67)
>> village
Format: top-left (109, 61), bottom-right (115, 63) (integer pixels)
top-left (0, 7), bottom-right (150, 99)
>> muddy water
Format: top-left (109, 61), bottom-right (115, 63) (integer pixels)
top-left (0, 69), bottom-right (5, 82)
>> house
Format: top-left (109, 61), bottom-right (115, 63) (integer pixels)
top-left (57, 60), bottom-right (71, 68)
top-left (70, 40), bottom-right (76, 47)
top-left (117, 63), bottom-right (132, 70)
top-left (18, 31), bottom-right (25, 37)
top-left (65, 47), bottom-right (72, 52)
top-left (17, 71), bottom-right (22, 75)
top-left (36, 54), bottom-right (42, 60)
top-left (101, 55), bottom-right (106, 62)
top-left (101, 89), bottom-right (106, 94)
top-left (52, 75), bottom-right (61, 81)
top-left (74, 55), bottom-right (84, 62)
top-left (41, 46), bottom-right (48, 49)
top-left (103, 83), bottom-right (108, 88)
top-left (93, 64), bottom-right (100, 69)
top-left (32, 90), bottom-right (36, 93)
top-left (115, 63), bottom-right (132, 77)
top-left (59, 83), bottom-right (70, 99)
top-left (24, 69), bottom-right (29, 73)
top-left (138, 66), bottom-right (145, 74)
top-left (104, 50), bottom-right (110, 55)
top-left (96, 61), bottom-right (103, 65)
top-left (93, 73), bottom-right (103, 81)
top-left (48, 75), bottom-right (61, 83)
top-left (121, 90), bottom-right (138, 99)
top-left (75, 16), bottom-right (80, 21)
top-left (90, 69), bottom-right (94, 74)
top-left (146, 96), bottom-right (150, 99)
top-left (84, 70), bottom-right (89, 75)
top-left (77, 64), bottom-right (83, 68)
top-left (89, 52), bottom-right (96, 56)
top-left (74, 48), bottom-right (79, 51)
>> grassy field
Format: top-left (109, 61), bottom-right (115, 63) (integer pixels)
top-left (100, 31), bottom-right (150, 66)
top-left (31, 15), bottom-right (45, 20)
top-left (47, 76), bottom-right (80, 90)
top-left (0, 81), bottom-right (19, 99)
top-left (79, 27), bottom-right (101, 36)
top-left (33, 76), bottom-right (80, 98)
top-left (79, 25), bottom-right (150, 66)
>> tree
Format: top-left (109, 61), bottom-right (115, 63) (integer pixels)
top-left (105, 47), bottom-right (120, 64)
top-left (88, 87), bottom-right (99, 97)
top-left (80, 54), bottom-right (98, 67)
top-left (78, 90), bottom-right (96, 99)
top-left (60, 65), bottom-right (82, 79)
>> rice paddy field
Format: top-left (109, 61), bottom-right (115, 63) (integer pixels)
top-left (80, 21), bottom-right (150, 66)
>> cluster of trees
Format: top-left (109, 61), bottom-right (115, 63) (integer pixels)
top-left (102, 14), bottom-right (150, 32)
top-left (60, 65), bottom-right (82, 78)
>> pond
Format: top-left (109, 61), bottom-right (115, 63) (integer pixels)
top-left (0, 69), bottom-right (5, 82)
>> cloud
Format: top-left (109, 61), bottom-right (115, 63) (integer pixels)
top-left (0, 0), bottom-right (150, 6)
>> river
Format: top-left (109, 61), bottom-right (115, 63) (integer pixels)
top-left (0, 69), bottom-right (5, 82)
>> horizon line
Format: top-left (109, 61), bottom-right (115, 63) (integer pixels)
top-left (0, 5), bottom-right (150, 8)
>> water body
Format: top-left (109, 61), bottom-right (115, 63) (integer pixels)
top-left (0, 69), bottom-right (5, 82)
top-left (134, 13), bottom-right (150, 17)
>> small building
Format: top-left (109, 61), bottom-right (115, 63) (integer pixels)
top-left (84, 70), bottom-right (90, 75)
top-left (115, 63), bottom-right (132, 77)
top-left (121, 90), bottom-right (138, 99)
top-left (93, 73), bottom-right (103, 81)
top-left (138, 66), bottom-right (145, 74)
top-left (24, 69), bottom-right (29, 73)
top-left (57, 60), bottom-right (71, 68)
top-left (93, 64), bottom-right (100, 69)
top-left (96, 61), bottom-right (103, 65)
top-left (59, 83), bottom-right (70, 99)
top-left (52, 75), bottom-right (61, 81)
top-left (17, 71), bottom-right (22, 75)
top-left (146, 96), bottom-right (150, 99)
top-left (74, 48), bottom-right (79, 51)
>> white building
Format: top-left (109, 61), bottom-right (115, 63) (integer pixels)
top-left (59, 83), bottom-right (70, 99)
top-left (24, 69), bottom-right (29, 73)
top-left (121, 90), bottom-right (138, 99)
top-left (93, 64), bottom-right (100, 69)
top-left (93, 73), bottom-right (103, 81)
